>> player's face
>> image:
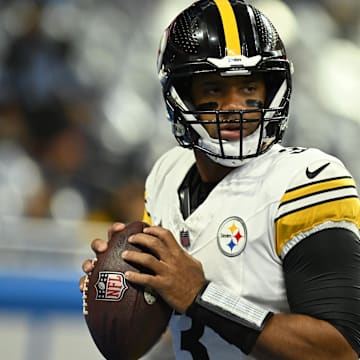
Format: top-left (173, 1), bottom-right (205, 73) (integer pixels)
top-left (191, 73), bottom-right (266, 140)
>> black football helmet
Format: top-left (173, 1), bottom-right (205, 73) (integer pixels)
top-left (157, 0), bottom-right (293, 166)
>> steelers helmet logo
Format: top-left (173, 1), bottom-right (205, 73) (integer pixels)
top-left (217, 217), bottom-right (247, 257)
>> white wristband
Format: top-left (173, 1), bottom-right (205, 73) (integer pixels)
top-left (200, 282), bottom-right (271, 330)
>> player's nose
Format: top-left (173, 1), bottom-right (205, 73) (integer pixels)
top-left (221, 87), bottom-right (246, 111)
top-left (219, 88), bottom-right (246, 122)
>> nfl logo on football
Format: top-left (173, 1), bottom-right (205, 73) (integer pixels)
top-left (95, 271), bottom-right (128, 301)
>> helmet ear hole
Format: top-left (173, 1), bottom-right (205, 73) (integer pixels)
top-left (172, 108), bottom-right (199, 147)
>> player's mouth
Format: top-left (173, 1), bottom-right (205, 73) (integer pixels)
top-left (220, 123), bottom-right (253, 140)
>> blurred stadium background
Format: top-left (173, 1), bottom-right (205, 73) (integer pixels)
top-left (0, 0), bottom-right (359, 359)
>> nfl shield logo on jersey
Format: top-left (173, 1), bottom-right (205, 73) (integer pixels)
top-left (217, 217), bottom-right (247, 257)
top-left (95, 271), bottom-right (128, 301)
top-left (179, 229), bottom-right (190, 248)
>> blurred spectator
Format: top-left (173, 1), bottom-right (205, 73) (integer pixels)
top-left (24, 100), bottom-right (87, 178)
top-left (21, 99), bottom-right (89, 218)
top-left (0, 98), bottom-right (27, 144)
top-left (3, 0), bottom-right (78, 106)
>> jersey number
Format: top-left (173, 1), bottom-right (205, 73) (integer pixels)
top-left (289, 147), bottom-right (307, 154)
top-left (181, 320), bottom-right (209, 359)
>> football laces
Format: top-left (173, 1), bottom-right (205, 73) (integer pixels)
top-left (82, 275), bottom-right (90, 315)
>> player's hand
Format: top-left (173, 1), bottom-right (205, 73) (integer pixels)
top-left (121, 225), bottom-right (207, 314)
top-left (79, 222), bottom-right (126, 291)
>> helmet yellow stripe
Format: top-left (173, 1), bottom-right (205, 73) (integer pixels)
top-left (213, 0), bottom-right (241, 56)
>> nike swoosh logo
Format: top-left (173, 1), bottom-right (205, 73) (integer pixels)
top-left (306, 162), bottom-right (330, 179)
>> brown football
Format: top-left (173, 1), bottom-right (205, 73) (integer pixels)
top-left (83, 221), bottom-right (172, 360)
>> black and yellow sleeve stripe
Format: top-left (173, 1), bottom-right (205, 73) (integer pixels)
top-left (275, 176), bottom-right (360, 257)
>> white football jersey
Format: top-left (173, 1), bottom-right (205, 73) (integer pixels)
top-left (143, 144), bottom-right (360, 359)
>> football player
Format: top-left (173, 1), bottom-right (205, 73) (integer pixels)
top-left (80, 0), bottom-right (360, 358)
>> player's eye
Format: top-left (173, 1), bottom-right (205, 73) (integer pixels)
top-left (243, 84), bottom-right (257, 93)
top-left (202, 85), bottom-right (221, 97)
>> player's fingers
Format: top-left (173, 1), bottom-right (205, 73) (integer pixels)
top-left (107, 222), bottom-right (126, 240)
top-left (128, 232), bottom-right (167, 260)
top-left (82, 257), bottom-right (97, 273)
top-left (91, 238), bottom-right (108, 253)
top-left (124, 269), bottom-right (158, 289)
top-left (123, 249), bottom-right (162, 271)
top-left (143, 226), bottom-right (179, 250)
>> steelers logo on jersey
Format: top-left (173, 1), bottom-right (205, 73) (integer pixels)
top-left (217, 216), bottom-right (247, 257)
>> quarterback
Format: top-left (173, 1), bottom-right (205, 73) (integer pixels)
top-left (81, 0), bottom-right (360, 359)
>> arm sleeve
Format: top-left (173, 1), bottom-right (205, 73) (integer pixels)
top-left (283, 227), bottom-right (360, 355)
